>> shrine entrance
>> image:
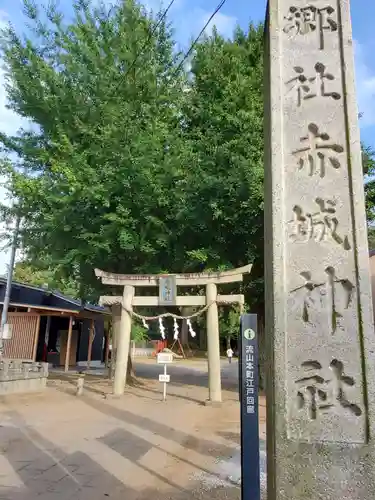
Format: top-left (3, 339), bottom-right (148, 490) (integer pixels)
top-left (95, 265), bottom-right (252, 402)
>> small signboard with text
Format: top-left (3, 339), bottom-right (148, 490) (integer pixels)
top-left (157, 352), bottom-right (174, 364)
top-left (239, 313), bottom-right (260, 500)
top-left (158, 275), bottom-right (177, 306)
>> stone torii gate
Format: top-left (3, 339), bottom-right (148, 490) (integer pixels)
top-left (95, 265), bottom-right (251, 401)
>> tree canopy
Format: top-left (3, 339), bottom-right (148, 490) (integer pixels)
top-left (13, 258), bottom-right (80, 297)
top-left (0, 0), bottom-right (188, 298)
top-left (363, 144), bottom-right (375, 223)
top-left (0, 0), bottom-right (264, 305)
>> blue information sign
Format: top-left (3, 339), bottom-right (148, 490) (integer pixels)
top-left (239, 313), bottom-right (260, 500)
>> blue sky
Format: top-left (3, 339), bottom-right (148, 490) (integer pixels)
top-left (0, 0), bottom-right (374, 272)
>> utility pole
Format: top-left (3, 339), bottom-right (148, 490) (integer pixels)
top-left (0, 214), bottom-right (21, 356)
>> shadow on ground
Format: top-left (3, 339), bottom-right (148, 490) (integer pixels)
top-left (0, 400), bottom-right (240, 500)
top-left (81, 395), bottom-right (236, 458)
top-left (0, 425), bottom-right (239, 499)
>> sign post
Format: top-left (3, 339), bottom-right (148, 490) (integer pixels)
top-left (157, 352), bottom-right (173, 401)
top-left (239, 313), bottom-right (260, 500)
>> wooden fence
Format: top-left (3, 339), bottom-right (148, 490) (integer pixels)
top-left (3, 313), bottom-right (40, 360)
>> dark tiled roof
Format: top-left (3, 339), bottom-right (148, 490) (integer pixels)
top-left (0, 277), bottom-right (109, 315)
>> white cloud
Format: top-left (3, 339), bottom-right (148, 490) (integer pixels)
top-left (142, 0), bottom-right (163, 12)
top-left (142, 0), bottom-right (185, 15)
top-left (354, 40), bottom-right (375, 127)
top-left (196, 9), bottom-right (237, 38)
top-left (141, 1), bottom-right (237, 44)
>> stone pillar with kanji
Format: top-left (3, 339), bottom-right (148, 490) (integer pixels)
top-left (264, 1), bottom-right (375, 499)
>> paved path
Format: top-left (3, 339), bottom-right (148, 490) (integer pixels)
top-left (139, 359), bottom-right (267, 493)
top-left (0, 359), bottom-right (265, 500)
top-left (134, 358), bottom-right (240, 394)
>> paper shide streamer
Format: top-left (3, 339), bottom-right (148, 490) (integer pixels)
top-left (159, 317), bottom-right (166, 339)
top-left (186, 319), bottom-right (196, 338)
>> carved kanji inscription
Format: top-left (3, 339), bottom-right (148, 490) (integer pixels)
top-left (292, 123), bottom-right (344, 178)
top-left (283, 4), bottom-right (338, 50)
top-left (288, 198), bottom-right (351, 250)
top-left (295, 359), bottom-right (362, 420)
top-left (286, 63), bottom-right (341, 107)
top-left (291, 268), bottom-right (354, 335)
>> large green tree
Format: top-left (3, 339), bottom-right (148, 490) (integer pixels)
top-left (363, 144), bottom-right (375, 250)
top-left (0, 0), bottom-right (188, 299)
top-left (363, 145), bottom-right (375, 221)
top-left (13, 259), bottom-right (80, 297)
top-left (180, 25), bottom-right (264, 270)
top-left (0, 1), bottom-right (266, 310)
top-left (179, 25), bottom-right (265, 312)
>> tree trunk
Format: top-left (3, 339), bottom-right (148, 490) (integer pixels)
top-left (126, 352), bottom-right (136, 385)
top-left (127, 353), bottom-right (134, 376)
top-left (226, 335), bottom-right (231, 349)
top-left (109, 350), bottom-right (136, 386)
top-left (108, 347), bottom-right (117, 380)
top-left (181, 316), bottom-right (188, 346)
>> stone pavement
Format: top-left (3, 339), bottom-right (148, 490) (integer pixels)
top-left (0, 361), bottom-right (266, 499)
